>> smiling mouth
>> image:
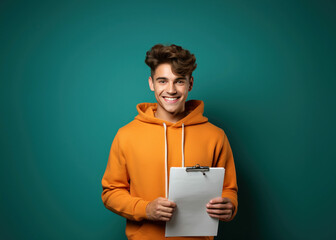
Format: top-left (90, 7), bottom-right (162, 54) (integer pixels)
top-left (162, 96), bottom-right (180, 103)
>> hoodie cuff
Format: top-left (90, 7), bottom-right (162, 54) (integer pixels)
top-left (134, 199), bottom-right (150, 221)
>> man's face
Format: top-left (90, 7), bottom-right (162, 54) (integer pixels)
top-left (148, 63), bottom-right (193, 118)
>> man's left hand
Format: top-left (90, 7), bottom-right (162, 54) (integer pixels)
top-left (206, 197), bottom-right (234, 221)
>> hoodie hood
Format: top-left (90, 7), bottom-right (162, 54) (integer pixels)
top-left (135, 100), bottom-right (209, 198)
top-left (135, 100), bottom-right (208, 127)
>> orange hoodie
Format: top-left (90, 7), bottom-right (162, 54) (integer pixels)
top-left (102, 100), bottom-right (238, 240)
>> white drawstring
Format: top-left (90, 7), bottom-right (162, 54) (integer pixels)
top-left (163, 123), bottom-right (168, 198)
top-left (182, 123), bottom-right (185, 168)
top-left (163, 123), bottom-right (185, 198)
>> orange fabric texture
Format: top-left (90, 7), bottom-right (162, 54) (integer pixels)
top-left (101, 100), bottom-right (238, 240)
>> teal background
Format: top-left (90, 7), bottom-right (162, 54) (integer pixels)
top-left (1, 0), bottom-right (335, 239)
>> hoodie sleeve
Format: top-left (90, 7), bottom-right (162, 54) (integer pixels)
top-left (101, 131), bottom-right (150, 221)
top-left (215, 131), bottom-right (238, 221)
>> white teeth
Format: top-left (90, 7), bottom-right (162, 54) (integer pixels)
top-left (165, 97), bottom-right (178, 100)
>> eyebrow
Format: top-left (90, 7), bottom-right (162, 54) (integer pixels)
top-left (155, 77), bottom-right (187, 81)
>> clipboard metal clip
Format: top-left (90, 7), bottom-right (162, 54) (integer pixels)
top-left (186, 164), bottom-right (209, 175)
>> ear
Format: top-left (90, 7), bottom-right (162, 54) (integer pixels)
top-left (188, 76), bottom-right (194, 92)
top-left (148, 76), bottom-right (154, 91)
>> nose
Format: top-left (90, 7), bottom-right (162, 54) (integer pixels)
top-left (167, 82), bottom-right (177, 94)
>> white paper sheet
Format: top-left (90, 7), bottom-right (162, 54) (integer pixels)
top-left (165, 167), bottom-right (225, 237)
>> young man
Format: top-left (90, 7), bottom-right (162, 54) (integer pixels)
top-left (102, 44), bottom-right (238, 240)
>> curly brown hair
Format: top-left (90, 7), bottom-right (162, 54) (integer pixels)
top-left (145, 44), bottom-right (197, 78)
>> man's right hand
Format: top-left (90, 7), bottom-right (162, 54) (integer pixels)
top-left (145, 197), bottom-right (176, 221)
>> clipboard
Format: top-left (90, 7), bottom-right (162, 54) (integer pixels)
top-left (165, 165), bottom-right (225, 237)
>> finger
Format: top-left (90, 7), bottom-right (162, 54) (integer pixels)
top-left (159, 205), bottom-right (175, 213)
top-left (208, 213), bottom-right (232, 221)
top-left (160, 211), bottom-right (173, 218)
top-left (208, 213), bottom-right (219, 219)
top-left (161, 200), bottom-right (177, 208)
top-left (207, 209), bottom-right (232, 215)
top-left (209, 197), bottom-right (230, 204)
top-left (208, 213), bottom-right (229, 218)
top-left (207, 203), bottom-right (225, 209)
top-left (208, 197), bottom-right (222, 204)
top-left (207, 203), bottom-right (233, 210)
top-left (158, 211), bottom-right (174, 221)
top-left (207, 210), bottom-right (233, 217)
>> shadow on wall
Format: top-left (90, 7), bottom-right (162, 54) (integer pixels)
top-left (216, 170), bottom-right (261, 240)
top-left (207, 109), bottom-right (262, 240)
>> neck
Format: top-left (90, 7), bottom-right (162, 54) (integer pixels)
top-left (155, 107), bottom-right (187, 123)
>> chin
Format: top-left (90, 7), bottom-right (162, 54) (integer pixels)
top-left (158, 100), bottom-right (184, 115)
top-left (166, 107), bottom-right (182, 115)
